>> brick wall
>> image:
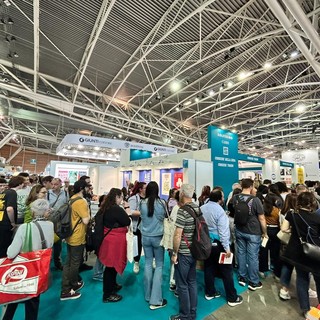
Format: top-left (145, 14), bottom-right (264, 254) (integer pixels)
top-left (0, 145), bottom-right (91, 173)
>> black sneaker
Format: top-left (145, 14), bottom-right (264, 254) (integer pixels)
top-left (169, 284), bottom-right (176, 291)
top-left (174, 290), bottom-right (179, 298)
top-left (72, 280), bottom-right (84, 292)
top-left (79, 263), bottom-right (93, 272)
top-left (114, 283), bottom-right (122, 292)
top-left (238, 276), bottom-right (246, 287)
top-left (103, 293), bottom-right (122, 303)
top-left (248, 281), bottom-right (263, 291)
top-left (205, 291), bottom-right (221, 300)
top-left (150, 298), bottom-right (167, 310)
top-left (169, 315), bottom-right (181, 320)
top-left (228, 295), bottom-right (243, 307)
top-left (60, 289), bottom-right (81, 301)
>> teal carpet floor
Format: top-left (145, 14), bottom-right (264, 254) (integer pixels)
top-left (13, 253), bottom-right (246, 320)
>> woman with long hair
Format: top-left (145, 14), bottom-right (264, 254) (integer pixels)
top-left (24, 184), bottom-right (49, 223)
top-left (128, 181), bottom-right (147, 274)
top-left (139, 181), bottom-right (167, 310)
top-left (98, 188), bottom-right (131, 303)
top-left (281, 192), bottom-right (320, 317)
top-left (259, 184), bottom-right (283, 279)
top-left (198, 185), bottom-right (211, 206)
top-left (167, 188), bottom-right (178, 214)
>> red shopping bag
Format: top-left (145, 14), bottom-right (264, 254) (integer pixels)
top-left (0, 248), bottom-right (52, 305)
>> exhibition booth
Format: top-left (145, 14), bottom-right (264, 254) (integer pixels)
top-left (44, 127), bottom-right (319, 197)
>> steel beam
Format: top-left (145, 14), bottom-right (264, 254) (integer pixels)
top-left (264, 0), bottom-right (320, 78)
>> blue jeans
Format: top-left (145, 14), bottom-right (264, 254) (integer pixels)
top-left (235, 229), bottom-right (261, 284)
top-left (280, 263), bottom-right (293, 288)
top-left (142, 235), bottom-right (164, 305)
top-left (93, 257), bottom-right (104, 279)
top-left (175, 254), bottom-right (197, 320)
top-left (296, 268), bottom-right (320, 312)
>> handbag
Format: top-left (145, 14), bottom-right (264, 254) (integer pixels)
top-left (277, 230), bottom-right (291, 245)
top-left (160, 216), bottom-right (175, 250)
top-left (292, 212), bottom-right (320, 262)
top-left (126, 221), bottom-right (138, 263)
top-left (0, 222), bottom-right (52, 305)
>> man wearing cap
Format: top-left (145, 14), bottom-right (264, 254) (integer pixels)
top-left (60, 179), bottom-right (90, 301)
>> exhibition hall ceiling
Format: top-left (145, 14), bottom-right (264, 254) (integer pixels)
top-left (0, 0), bottom-right (319, 161)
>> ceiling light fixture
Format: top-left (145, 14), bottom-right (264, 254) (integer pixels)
top-left (7, 18), bottom-right (13, 24)
top-left (295, 104), bottom-right (305, 113)
top-left (208, 89), bottom-right (214, 97)
top-left (195, 96), bottom-right (199, 103)
top-left (184, 100), bottom-right (191, 106)
top-left (170, 80), bottom-right (181, 92)
top-left (263, 62), bottom-right (272, 70)
top-left (290, 50), bottom-right (299, 58)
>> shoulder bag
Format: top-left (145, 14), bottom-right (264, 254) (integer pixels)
top-left (292, 212), bottom-right (320, 262)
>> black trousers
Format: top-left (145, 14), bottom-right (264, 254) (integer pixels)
top-left (0, 229), bottom-right (13, 258)
top-left (3, 296), bottom-right (40, 320)
top-left (204, 241), bottom-right (238, 302)
top-left (53, 239), bottom-right (62, 266)
top-left (133, 229), bottom-right (142, 262)
top-left (259, 226), bottom-right (281, 277)
top-left (103, 267), bottom-right (117, 297)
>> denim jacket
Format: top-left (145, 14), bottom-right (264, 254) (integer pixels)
top-left (139, 198), bottom-right (166, 237)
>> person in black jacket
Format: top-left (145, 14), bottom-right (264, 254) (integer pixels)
top-left (281, 192), bottom-right (320, 318)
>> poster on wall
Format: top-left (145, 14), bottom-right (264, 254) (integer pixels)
top-left (123, 171), bottom-right (132, 187)
top-left (139, 170), bottom-right (151, 183)
top-left (57, 170), bottom-right (88, 184)
top-left (161, 173), bottom-right (171, 195)
top-left (173, 172), bottom-right (183, 189)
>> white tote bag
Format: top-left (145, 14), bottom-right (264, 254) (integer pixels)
top-left (160, 216), bottom-right (175, 250)
top-left (126, 221), bottom-right (138, 263)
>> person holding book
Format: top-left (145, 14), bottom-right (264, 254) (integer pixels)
top-left (201, 190), bottom-right (243, 307)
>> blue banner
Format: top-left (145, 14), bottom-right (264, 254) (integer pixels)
top-left (139, 170), bottom-right (152, 183)
top-left (238, 153), bottom-right (265, 164)
top-left (130, 149), bottom-right (152, 161)
top-left (280, 160), bottom-right (294, 168)
top-left (208, 126), bottom-right (239, 197)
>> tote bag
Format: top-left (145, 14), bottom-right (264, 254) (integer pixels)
top-left (0, 223), bottom-right (52, 305)
top-left (126, 221), bottom-right (138, 263)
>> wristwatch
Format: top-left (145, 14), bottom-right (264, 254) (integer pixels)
top-left (172, 252), bottom-right (177, 257)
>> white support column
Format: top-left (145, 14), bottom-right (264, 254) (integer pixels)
top-left (6, 146), bottom-right (23, 164)
top-left (0, 132), bottom-right (13, 149)
top-left (264, 0), bottom-right (320, 78)
top-left (33, 0), bottom-right (40, 93)
top-left (282, 0), bottom-right (320, 55)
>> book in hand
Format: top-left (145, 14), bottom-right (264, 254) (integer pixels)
top-left (218, 252), bottom-right (233, 264)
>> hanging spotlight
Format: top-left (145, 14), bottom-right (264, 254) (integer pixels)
top-left (7, 18), bottom-right (14, 25)
top-left (5, 36), bottom-right (10, 43)
top-left (195, 96), bottom-right (199, 103)
top-left (0, 18), bottom-right (5, 25)
top-left (13, 52), bottom-right (19, 58)
top-left (199, 70), bottom-right (203, 76)
top-left (7, 53), bottom-right (12, 58)
top-left (208, 89), bottom-right (214, 96)
top-left (11, 36), bottom-right (16, 41)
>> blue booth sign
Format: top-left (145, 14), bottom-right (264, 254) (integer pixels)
top-left (238, 153), bottom-right (265, 164)
top-left (280, 160), bottom-right (294, 168)
top-left (208, 126), bottom-right (238, 197)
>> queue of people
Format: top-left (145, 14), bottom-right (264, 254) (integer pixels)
top-left (0, 174), bottom-right (320, 320)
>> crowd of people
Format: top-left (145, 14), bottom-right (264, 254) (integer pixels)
top-left (0, 173), bottom-right (320, 319)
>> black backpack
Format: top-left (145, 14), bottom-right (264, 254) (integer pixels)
top-left (233, 195), bottom-right (254, 226)
top-left (51, 196), bottom-right (82, 239)
top-left (182, 204), bottom-right (212, 260)
top-left (86, 209), bottom-right (116, 255)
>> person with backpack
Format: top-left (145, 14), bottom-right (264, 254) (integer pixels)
top-left (170, 184), bottom-right (199, 320)
top-left (259, 184), bottom-right (283, 280)
top-left (60, 180), bottom-right (90, 301)
top-left (128, 181), bottom-right (147, 274)
top-left (139, 181), bottom-right (167, 310)
top-left (98, 188), bottom-right (131, 303)
top-left (201, 190), bottom-right (243, 306)
top-left (233, 178), bottom-right (267, 291)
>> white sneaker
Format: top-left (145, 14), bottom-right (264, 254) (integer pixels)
top-left (279, 288), bottom-right (291, 300)
top-left (133, 262), bottom-right (140, 274)
top-left (308, 288), bottom-right (317, 298)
